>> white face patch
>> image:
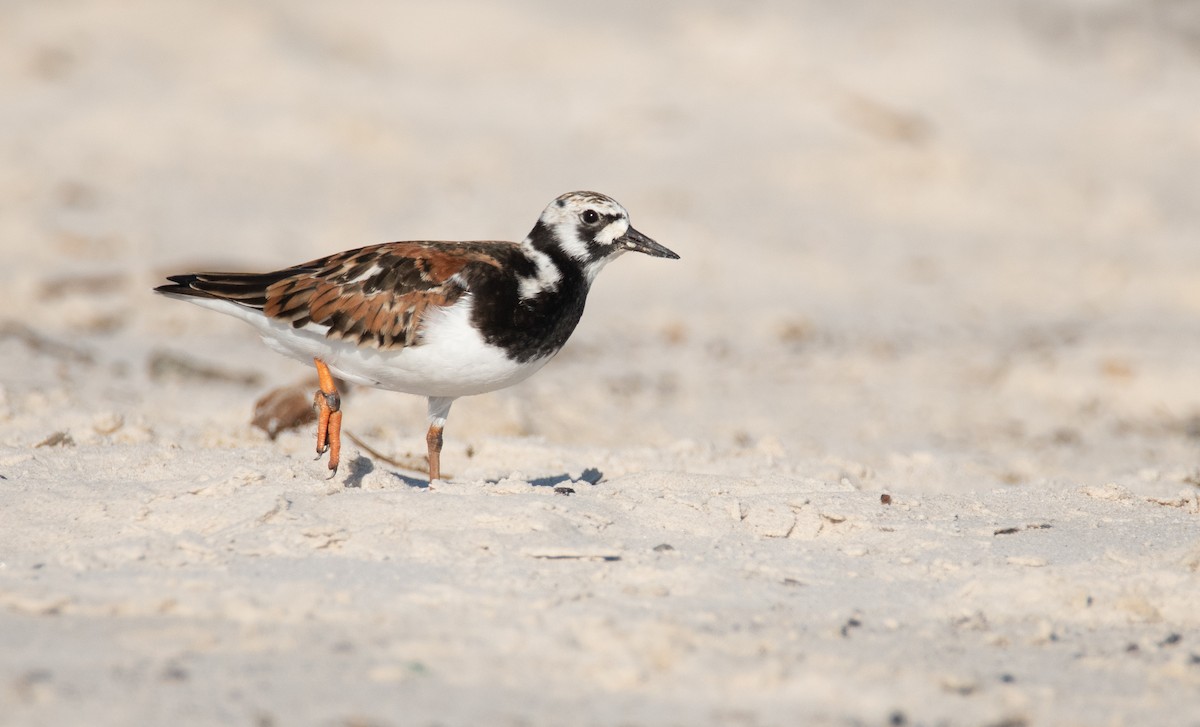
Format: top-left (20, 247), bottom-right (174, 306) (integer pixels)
top-left (518, 245), bottom-right (562, 299)
top-left (594, 217), bottom-right (629, 246)
top-left (536, 191), bottom-right (632, 264)
top-left (552, 224), bottom-right (591, 262)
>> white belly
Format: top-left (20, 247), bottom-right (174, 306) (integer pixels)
top-left (165, 292), bottom-right (551, 398)
top-left (261, 296), bottom-right (551, 397)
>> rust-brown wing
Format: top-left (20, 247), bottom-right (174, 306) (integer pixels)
top-left (264, 241), bottom-right (507, 349)
top-left (159, 241), bottom-right (509, 350)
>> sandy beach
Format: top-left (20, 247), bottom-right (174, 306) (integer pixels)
top-left (3, 1), bottom-right (1200, 725)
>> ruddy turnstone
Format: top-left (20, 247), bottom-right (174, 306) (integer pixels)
top-left (156, 191), bottom-right (679, 482)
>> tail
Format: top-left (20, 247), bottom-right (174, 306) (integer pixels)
top-left (154, 271), bottom-right (298, 310)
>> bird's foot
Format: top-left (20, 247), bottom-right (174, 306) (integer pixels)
top-left (312, 359), bottom-right (342, 477)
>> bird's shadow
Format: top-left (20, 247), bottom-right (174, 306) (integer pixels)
top-left (526, 467), bottom-right (604, 489)
top-left (365, 464), bottom-right (604, 490)
top-left (345, 455), bottom-right (427, 489)
top-left (392, 472), bottom-right (431, 489)
top-left (342, 455), bottom-right (373, 489)
top-left (339, 453), bottom-right (428, 489)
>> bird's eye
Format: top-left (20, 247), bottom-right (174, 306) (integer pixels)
top-left (581, 209), bottom-right (600, 225)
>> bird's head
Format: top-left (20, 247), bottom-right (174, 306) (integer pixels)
top-left (528, 191), bottom-right (678, 283)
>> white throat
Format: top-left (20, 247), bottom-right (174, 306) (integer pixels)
top-left (581, 250), bottom-right (624, 285)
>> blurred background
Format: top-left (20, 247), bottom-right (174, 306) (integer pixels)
top-left (3, 0), bottom-right (1199, 490)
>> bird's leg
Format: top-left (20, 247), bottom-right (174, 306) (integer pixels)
top-left (425, 397), bottom-right (455, 484)
top-left (425, 423), bottom-right (443, 483)
top-left (312, 358), bottom-right (342, 476)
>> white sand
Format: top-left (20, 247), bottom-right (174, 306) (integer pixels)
top-left (3, 1), bottom-right (1200, 725)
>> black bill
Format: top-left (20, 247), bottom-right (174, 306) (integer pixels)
top-left (619, 226), bottom-right (680, 259)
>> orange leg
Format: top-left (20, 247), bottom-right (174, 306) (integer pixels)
top-left (312, 358), bottom-right (342, 476)
top-left (425, 423), bottom-right (444, 483)
top-left (425, 397), bottom-right (454, 484)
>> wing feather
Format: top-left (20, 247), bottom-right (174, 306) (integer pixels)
top-left (156, 241), bottom-right (510, 350)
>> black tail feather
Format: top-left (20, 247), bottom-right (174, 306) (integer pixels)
top-left (154, 270), bottom-right (296, 308)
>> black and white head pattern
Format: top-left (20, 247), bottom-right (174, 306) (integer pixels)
top-left (544, 191), bottom-right (633, 264)
top-left (517, 191), bottom-right (677, 300)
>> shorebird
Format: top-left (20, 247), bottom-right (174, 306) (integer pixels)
top-left (156, 191), bottom-right (678, 482)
